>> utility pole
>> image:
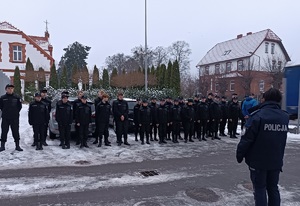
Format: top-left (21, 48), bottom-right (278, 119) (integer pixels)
top-left (144, 0), bottom-right (148, 92)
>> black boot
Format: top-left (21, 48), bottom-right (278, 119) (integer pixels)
top-left (15, 141), bottom-right (23, 151)
top-left (93, 137), bottom-right (98, 144)
top-left (202, 136), bottom-right (207, 141)
top-left (0, 142), bottom-right (5, 152)
top-left (189, 137), bottom-right (194, 142)
top-left (31, 141), bottom-right (36, 147)
top-left (39, 142), bottom-right (43, 150)
top-left (84, 141), bottom-right (89, 148)
top-left (98, 139), bottom-right (102, 147)
top-left (214, 132), bottom-right (221, 140)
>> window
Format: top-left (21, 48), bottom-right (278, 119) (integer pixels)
top-left (204, 66), bottom-right (209, 75)
top-left (9, 43), bottom-right (26, 63)
top-left (237, 60), bottom-right (244, 71)
top-left (265, 42), bottom-right (269, 53)
top-left (272, 60), bottom-right (276, 70)
top-left (278, 61), bottom-right (282, 70)
top-left (215, 83), bottom-right (219, 92)
top-left (223, 50), bottom-right (231, 56)
top-left (230, 80), bottom-right (235, 91)
top-left (215, 64), bottom-right (220, 74)
top-left (259, 80), bottom-right (265, 92)
top-left (271, 43), bottom-right (275, 54)
top-left (226, 62), bottom-right (232, 72)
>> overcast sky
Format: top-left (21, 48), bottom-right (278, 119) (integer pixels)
top-left (2, 0), bottom-right (300, 75)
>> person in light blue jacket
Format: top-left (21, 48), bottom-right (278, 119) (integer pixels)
top-left (242, 93), bottom-right (258, 123)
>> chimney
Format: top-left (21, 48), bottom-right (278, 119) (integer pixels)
top-left (45, 31), bottom-right (50, 39)
top-left (247, 32), bottom-right (252, 36)
top-left (237, 34), bottom-right (243, 39)
top-left (48, 45), bottom-right (53, 56)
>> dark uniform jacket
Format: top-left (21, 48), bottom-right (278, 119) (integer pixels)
top-left (76, 102), bottom-right (92, 125)
top-left (138, 106), bottom-right (152, 124)
top-left (149, 102), bottom-right (158, 123)
top-left (94, 97), bottom-right (102, 108)
top-left (157, 104), bottom-right (169, 124)
top-left (171, 104), bottom-right (181, 122)
top-left (182, 105), bottom-right (195, 122)
top-left (197, 102), bottom-right (209, 120)
top-left (133, 104), bottom-right (141, 123)
top-left (55, 100), bottom-right (73, 126)
top-left (41, 97), bottom-right (51, 114)
top-left (208, 100), bottom-right (221, 120)
top-left (112, 99), bottom-right (129, 121)
top-left (220, 101), bottom-right (228, 119)
top-left (28, 100), bottom-right (49, 125)
top-left (0, 93), bottom-right (22, 119)
top-left (193, 100), bottom-right (200, 119)
top-left (228, 101), bottom-right (240, 119)
top-left (72, 98), bottom-right (82, 119)
top-left (236, 101), bottom-right (289, 170)
top-left (96, 101), bottom-right (111, 123)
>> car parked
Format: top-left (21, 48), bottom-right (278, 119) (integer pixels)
top-left (109, 98), bottom-right (136, 133)
top-left (49, 97), bottom-right (96, 139)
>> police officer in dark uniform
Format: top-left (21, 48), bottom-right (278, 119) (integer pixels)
top-left (28, 93), bottom-right (50, 150)
top-left (236, 88), bottom-right (289, 206)
top-left (208, 95), bottom-right (222, 140)
top-left (178, 96), bottom-right (185, 140)
top-left (95, 93), bottom-right (111, 147)
top-left (112, 92), bottom-right (130, 146)
top-left (93, 89), bottom-right (104, 144)
top-left (156, 98), bottom-right (168, 144)
top-left (193, 94), bottom-right (200, 139)
top-left (228, 96), bottom-right (240, 138)
top-left (0, 84), bottom-right (23, 152)
top-left (55, 93), bottom-right (73, 149)
top-left (40, 88), bottom-right (51, 145)
top-left (182, 98), bottom-right (195, 143)
top-left (76, 95), bottom-right (92, 148)
top-left (73, 90), bottom-right (84, 145)
top-left (165, 96), bottom-right (173, 140)
top-left (138, 99), bottom-right (152, 145)
top-left (149, 97), bottom-right (158, 141)
top-left (219, 96), bottom-right (228, 136)
top-left (133, 98), bottom-right (141, 142)
top-left (197, 96), bottom-right (208, 141)
top-left (170, 98), bottom-right (181, 143)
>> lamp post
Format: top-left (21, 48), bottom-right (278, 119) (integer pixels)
top-left (249, 52), bottom-right (261, 69)
top-left (144, 0), bottom-right (148, 92)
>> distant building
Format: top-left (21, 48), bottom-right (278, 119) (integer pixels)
top-left (196, 29), bottom-right (291, 98)
top-left (0, 21), bottom-right (54, 92)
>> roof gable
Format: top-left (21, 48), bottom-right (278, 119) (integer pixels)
top-left (0, 21), bottom-right (20, 32)
top-left (197, 29), bottom-right (287, 66)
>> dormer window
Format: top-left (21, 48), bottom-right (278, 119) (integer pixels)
top-left (215, 64), bottom-right (220, 74)
top-left (223, 50), bottom-right (231, 55)
top-left (226, 62), bottom-right (232, 72)
top-left (271, 43), bottom-right (275, 54)
top-left (204, 66), bottom-right (209, 75)
top-left (237, 60), bottom-right (244, 71)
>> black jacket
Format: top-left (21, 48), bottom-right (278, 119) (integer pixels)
top-left (55, 100), bottom-right (73, 126)
top-left (157, 104), bottom-right (169, 124)
top-left (0, 93), bottom-right (22, 119)
top-left (138, 105), bottom-right (152, 124)
top-left (96, 101), bottom-right (111, 123)
top-left (41, 97), bottom-right (51, 114)
top-left (72, 98), bottom-right (82, 119)
top-left (149, 102), bottom-right (158, 123)
top-left (220, 101), bottom-right (228, 119)
top-left (28, 100), bottom-right (49, 125)
top-left (76, 102), bottom-right (92, 125)
top-left (236, 101), bottom-right (289, 170)
top-left (133, 103), bottom-right (141, 123)
top-left (171, 104), bottom-right (182, 122)
top-left (182, 105), bottom-right (195, 122)
top-left (208, 99), bottom-right (221, 120)
top-left (197, 101), bottom-right (209, 120)
top-left (112, 99), bottom-right (129, 121)
top-left (228, 101), bottom-right (240, 119)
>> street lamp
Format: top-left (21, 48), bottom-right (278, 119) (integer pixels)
top-left (249, 52), bottom-right (261, 69)
top-left (144, 0), bottom-right (148, 92)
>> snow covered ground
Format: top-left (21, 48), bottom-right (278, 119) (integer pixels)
top-left (0, 104), bottom-right (300, 205)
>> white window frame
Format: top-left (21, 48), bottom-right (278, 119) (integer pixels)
top-left (265, 42), bottom-right (269, 53)
top-left (271, 43), bottom-right (275, 54)
top-left (226, 62), bottom-right (232, 72)
top-left (13, 45), bottom-right (22, 62)
top-left (205, 66), bottom-right (209, 75)
top-left (215, 64), bottom-right (220, 74)
top-left (237, 60), bottom-right (243, 71)
top-left (230, 80), bottom-right (235, 91)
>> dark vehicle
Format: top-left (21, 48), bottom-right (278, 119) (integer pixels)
top-left (49, 97), bottom-right (96, 139)
top-left (109, 98), bottom-right (136, 133)
top-left (283, 64), bottom-right (300, 120)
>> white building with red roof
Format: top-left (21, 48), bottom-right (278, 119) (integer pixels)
top-left (196, 29), bottom-right (291, 97)
top-left (0, 21), bottom-right (54, 88)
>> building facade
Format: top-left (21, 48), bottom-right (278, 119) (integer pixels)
top-left (196, 29), bottom-right (290, 98)
top-left (0, 21), bottom-right (54, 92)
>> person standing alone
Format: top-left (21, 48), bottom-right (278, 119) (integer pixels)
top-left (236, 88), bottom-right (289, 206)
top-left (0, 84), bottom-right (23, 152)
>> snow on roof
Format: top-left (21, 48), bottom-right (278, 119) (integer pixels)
top-left (0, 21), bottom-right (20, 32)
top-left (197, 29), bottom-right (282, 66)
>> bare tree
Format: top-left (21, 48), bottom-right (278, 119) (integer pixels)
top-left (131, 45), bottom-right (155, 70)
top-left (153, 46), bottom-right (169, 67)
top-left (263, 55), bottom-right (286, 89)
top-left (168, 41), bottom-right (191, 75)
top-left (105, 53), bottom-right (130, 74)
top-left (239, 59), bottom-right (255, 95)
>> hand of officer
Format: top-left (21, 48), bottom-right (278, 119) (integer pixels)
top-left (120, 115), bottom-right (124, 121)
top-left (170, 122), bottom-right (172, 125)
top-left (139, 124), bottom-right (142, 127)
top-left (77, 123), bottom-right (80, 126)
top-left (220, 119), bottom-right (222, 122)
top-left (150, 123), bottom-right (152, 125)
top-left (156, 124), bottom-right (159, 127)
top-left (229, 119), bottom-right (232, 122)
top-left (198, 120), bottom-right (200, 123)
